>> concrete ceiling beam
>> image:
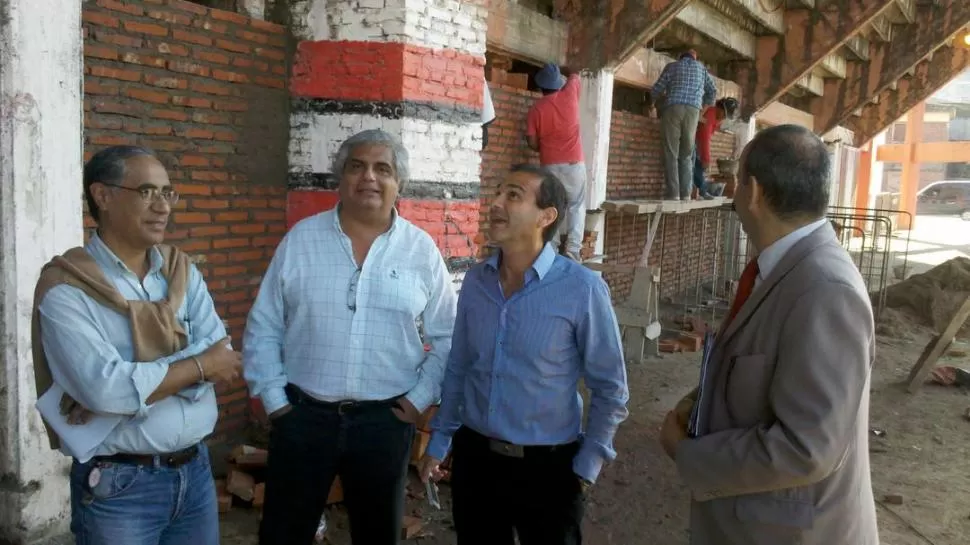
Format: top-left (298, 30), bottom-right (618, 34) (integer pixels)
top-left (729, 0), bottom-right (894, 119)
top-left (706, 0), bottom-right (785, 35)
top-left (487, 0), bottom-right (568, 64)
top-left (555, 0), bottom-right (693, 70)
top-left (811, 0), bottom-right (970, 134)
top-left (674, 1), bottom-right (756, 59)
top-left (843, 34), bottom-right (871, 61)
top-left (848, 46), bottom-right (970, 146)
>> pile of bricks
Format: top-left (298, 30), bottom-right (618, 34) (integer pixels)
top-left (659, 316), bottom-right (708, 353)
top-left (217, 444), bottom-right (344, 516)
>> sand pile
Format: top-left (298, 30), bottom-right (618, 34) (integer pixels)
top-left (878, 257), bottom-right (970, 338)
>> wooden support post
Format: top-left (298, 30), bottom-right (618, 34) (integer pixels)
top-left (906, 295), bottom-right (970, 393)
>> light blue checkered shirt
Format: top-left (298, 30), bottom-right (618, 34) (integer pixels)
top-left (242, 207), bottom-right (458, 415)
top-left (651, 57), bottom-right (717, 110)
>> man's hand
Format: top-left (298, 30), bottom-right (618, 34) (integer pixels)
top-left (660, 410), bottom-right (688, 460)
top-left (673, 395), bottom-right (695, 430)
top-left (60, 394), bottom-right (94, 425)
top-left (419, 455), bottom-right (446, 483)
top-left (577, 475), bottom-right (593, 495)
top-left (198, 337), bottom-right (243, 384)
top-left (391, 398), bottom-right (420, 424)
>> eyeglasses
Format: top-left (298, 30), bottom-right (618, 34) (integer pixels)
top-left (110, 185), bottom-right (180, 205)
top-left (347, 268), bottom-right (361, 311)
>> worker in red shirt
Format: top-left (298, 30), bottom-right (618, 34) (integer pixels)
top-left (526, 63), bottom-right (585, 261)
top-left (693, 97), bottom-right (738, 199)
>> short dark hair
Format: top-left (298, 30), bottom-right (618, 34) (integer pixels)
top-left (83, 146), bottom-right (156, 222)
top-left (743, 124), bottom-right (830, 220)
top-left (509, 164), bottom-right (568, 243)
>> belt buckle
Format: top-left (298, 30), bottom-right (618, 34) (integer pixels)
top-left (337, 401), bottom-right (355, 415)
top-left (488, 439), bottom-right (524, 458)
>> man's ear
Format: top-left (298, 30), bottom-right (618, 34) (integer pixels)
top-left (90, 183), bottom-right (111, 217)
top-left (539, 206), bottom-right (559, 232)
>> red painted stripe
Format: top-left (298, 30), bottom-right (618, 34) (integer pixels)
top-left (286, 190), bottom-right (480, 258)
top-left (291, 41), bottom-right (484, 111)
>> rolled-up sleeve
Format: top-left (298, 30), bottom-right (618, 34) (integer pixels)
top-left (39, 285), bottom-right (174, 417)
top-left (405, 248), bottom-right (457, 413)
top-left (242, 235), bottom-right (291, 415)
top-left (573, 278), bottom-right (630, 483)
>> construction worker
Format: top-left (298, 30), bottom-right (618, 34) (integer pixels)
top-left (693, 97), bottom-right (739, 198)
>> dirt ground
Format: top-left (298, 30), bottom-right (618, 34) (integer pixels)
top-left (220, 217), bottom-right (970, 545)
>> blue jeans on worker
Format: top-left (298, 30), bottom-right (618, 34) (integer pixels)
top-left (693, 150), bottom-right (708, 194)
top-left (69, 444), bottom-right (219, 545)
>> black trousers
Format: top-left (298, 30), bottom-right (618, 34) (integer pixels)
top-left (451, 427), bottom-right (587, 545)
top-left (258, 385), bottom-right (415, 545)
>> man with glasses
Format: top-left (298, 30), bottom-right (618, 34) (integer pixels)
top-left (243, 129), bottom-right (458, 545)
top-left (32, 145), bottom-right (242, 544)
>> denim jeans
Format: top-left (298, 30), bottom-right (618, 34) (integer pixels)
top-left (69, 444), bottom-right (218, 545)
top-left (693, 150), bottom-right (708, 193)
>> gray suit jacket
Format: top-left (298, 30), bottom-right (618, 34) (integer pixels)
top-left (676, 224), bottom-right (879, 545)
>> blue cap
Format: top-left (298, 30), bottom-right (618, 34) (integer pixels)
top-left (535, 63), bottom-right (566, 91)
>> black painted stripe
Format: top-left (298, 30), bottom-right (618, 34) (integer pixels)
top-left (288, 173), bottom-right (480, 200)
top-left (291, 98), bottom-right (482, 125)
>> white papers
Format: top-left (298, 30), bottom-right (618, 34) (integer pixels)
top-left (35, 383), bottom-right (123, 463)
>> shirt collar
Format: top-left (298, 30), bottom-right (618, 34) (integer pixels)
top-left (87, 231), bottom-right (164, 276)
top-left (485, 242), bottom-right (557, 281)
top-left (332, 202), bottom-right (400, 236)
top-left (756, 218), bottom-right (828, 281)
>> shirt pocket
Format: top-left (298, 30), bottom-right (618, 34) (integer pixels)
top-left (367, 268), bottom-right (428, 319)
top-left (724, 354), bottom-right (775, 427)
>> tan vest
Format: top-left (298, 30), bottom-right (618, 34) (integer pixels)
top-left (31, 245), bottom-right (190, 450)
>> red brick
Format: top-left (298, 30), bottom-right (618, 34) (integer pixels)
top-left (216, 211), bottom-right (248, 222)
top-left (173, 29), bottom-right (212, 46)
top-left (154, 41), bottom-right (189, 56)
top-left (253, 235), bottom-right (281, 247)
top-left (151, 108), bottom-right (190, 121)
top-left (213, 131), bottom-right (235, 142)
top-left (229, 249), bottom-right (265, 262)
top-left (97, 0), bottom-right (143, 16)
top-left (180, 239), bottom-right (211, 252)
top-left (85, 44), bottom-right (119, 60)
top-left (123, 20), bottom-right (168, 37)
top-left (171, 96), bottom-right (212, 108)
top-left (235, 29), bottom-right (268, 44)
top-left (191, 170), bottom-right (230, 182)
top-left (191, 80), bottom-right (233, 96)
top-left (230, 224), bottom-right (266, 235)
top-left (216, 39), bottom-right (250, 54)
top-left (120, 52), bottom-right (166, 68)
top-left (86, 114), bottom-right (123, 130)
top-left (145, 74), bottom-right (188, 89)
top-left (167, 59), bottom-right (211, 77)
top-left (212, 69), bottom-right (248, 84)
top-left (93, 30), bottom-right (143, 48)
top-left (210, 9), bottom-right (250, 25)
top-left (213, 238), bottom-right (250, 250)
top-left (180, 155), bottom-right (210, 167)
top-left (191, 112), bottom-right (231, 125)
top-left (93, 99), bottom-right (140, 117)
top-left (254, 210), bottom-right (284, 222)
top-left (254, 61), bottom-right (270, 73)
top-left (84, 80), bottom-right (120, 96)
top-left (190, 226), bottom-right (228, 238)
top-left (174, 212), bottom-right (211, 223)
top-left (90, 134), bottom-right (135, 146)
top-left (143, 139), bottom-right (189, 151)
top-left (255, 47), bottom-right (285, 61)
top-left (192, 199), bottom-right (230, 210)
top-left (196, 50), bottom-right (231, 65)
top-left (127, 88), bottom-right (170, 104)
top-left (178, 184), bottom-right (213, 197)
top-left (83, 11), bottom-right (120, 28)
top-left (254, 76), bottom-right (285, 89)
top-left (90, 65), bottom-right (141, 82)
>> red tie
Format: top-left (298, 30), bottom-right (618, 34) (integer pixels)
top-left (726, 260), bottom-right (759, 326)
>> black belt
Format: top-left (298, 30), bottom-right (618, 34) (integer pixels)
top-left (460, 427), bottom-right (578, 459)
top-left (285, 384), bottom-right (403, 415)
top-left (92, 444), bottom-right (200, 468)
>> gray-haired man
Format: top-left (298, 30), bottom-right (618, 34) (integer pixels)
top-left (243, 129), bottom-right (458, 544)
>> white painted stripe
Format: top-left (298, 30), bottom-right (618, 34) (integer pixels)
top-left (289, 112), bottom-right (482, 185)
top-left (289, 0), bottom-right (487, 57)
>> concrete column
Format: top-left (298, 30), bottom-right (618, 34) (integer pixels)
top-left (0, 0), bottom-right (83, 542)
top-left (237, 0), bottom-right (266, 20)
top-left (286, 0), bottom-right (487, 274)
top-left (578, 69), bottom-right (614, 262)
top-left (898, 101), bottom-right (925, 230)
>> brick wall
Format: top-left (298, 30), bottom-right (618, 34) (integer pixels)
top-left (82, 0), bottom-right (290, 440)
top-left (602, 110), bottom-right (734, 301)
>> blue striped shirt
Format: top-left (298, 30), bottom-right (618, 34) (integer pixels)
top-left (651, 57), bottom-right (717, 110)
top-left (427, 243), bottom-right (630, 483)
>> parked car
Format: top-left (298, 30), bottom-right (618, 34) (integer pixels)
top-left (916, 180), bottom-right (970, 221)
